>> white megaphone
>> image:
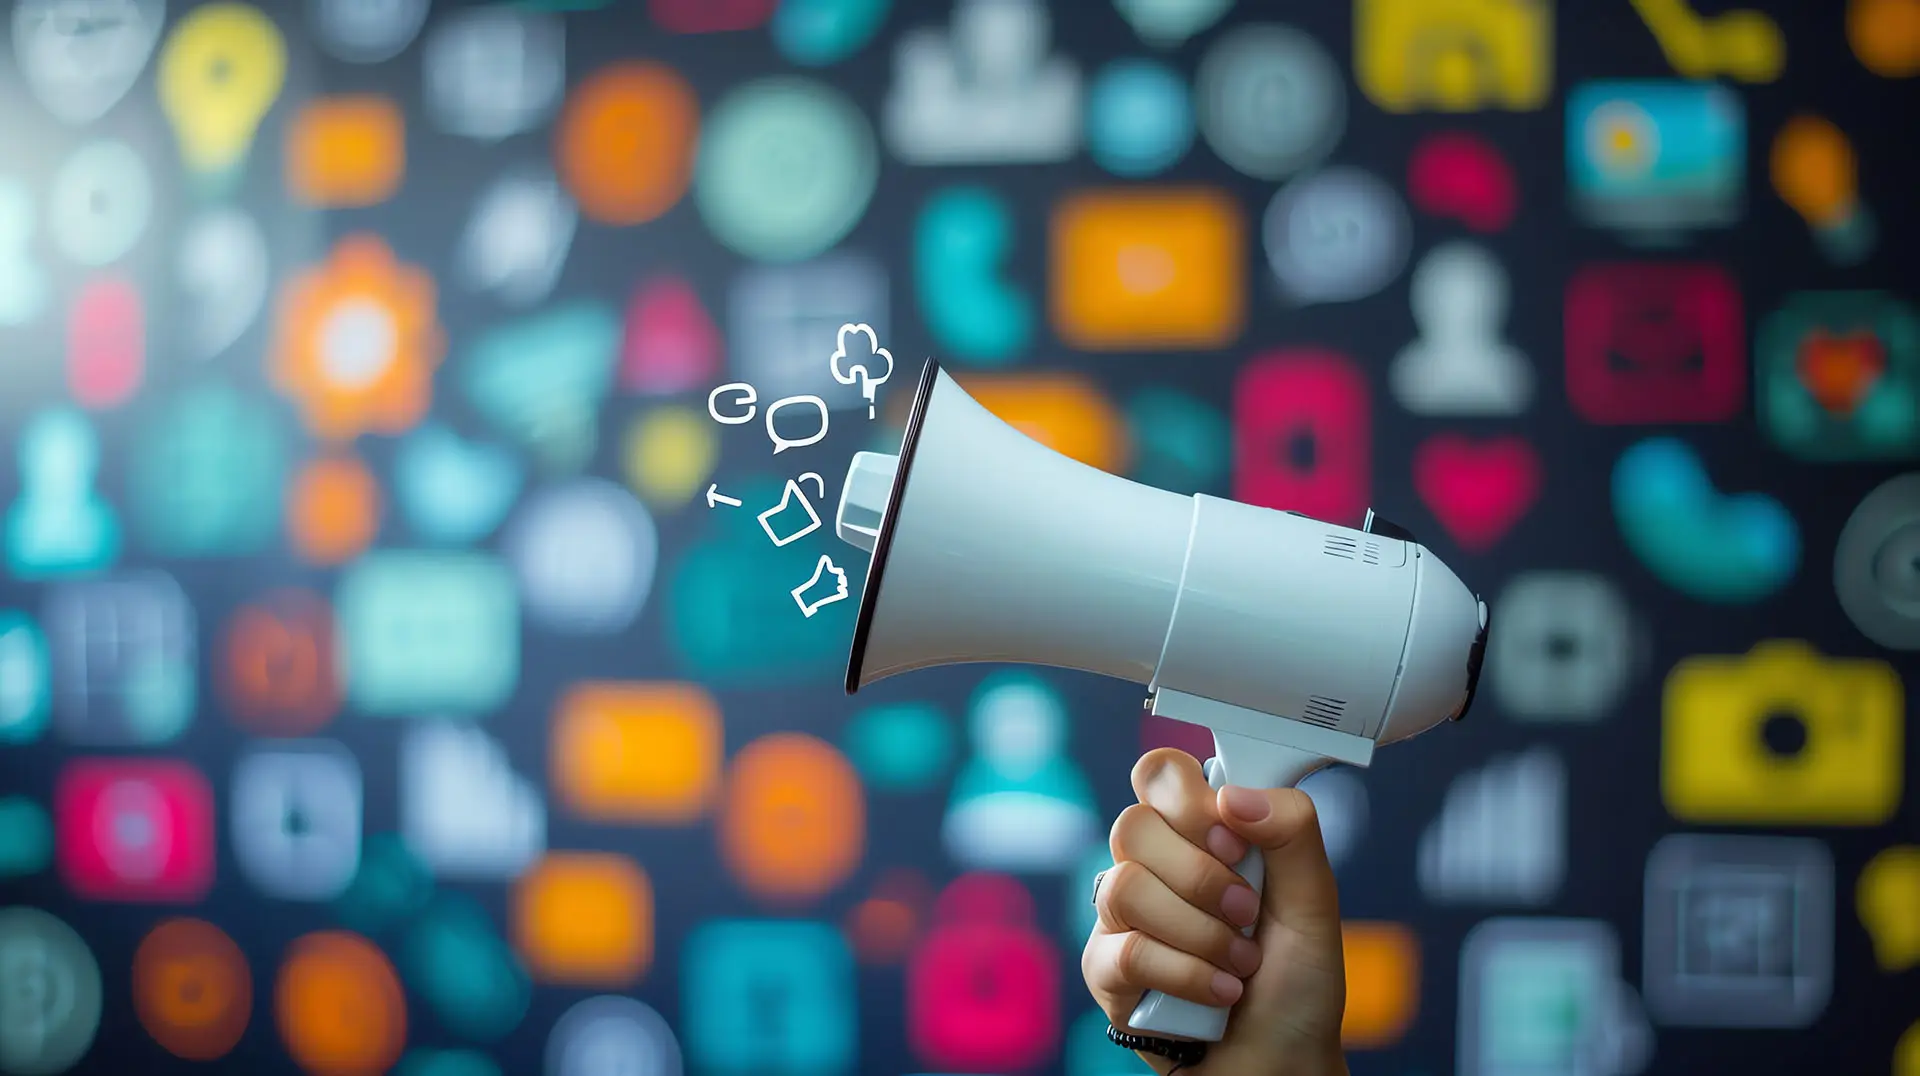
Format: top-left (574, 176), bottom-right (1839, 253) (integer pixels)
top-left (834, 359), bottom-right (1489, 1044)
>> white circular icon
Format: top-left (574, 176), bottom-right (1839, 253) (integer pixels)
top-left (504, 478), bottom-right (658, 635)
top-left (1196, 24), bottom-right (1346, 181)
top-left (1263, 167), bottom-right (1411, 306)
top-left (308, 0), bottom-right (430, 63)
top-left (0, 906), bottom-right (103, 1076)
top-left (48, 140), bottom-right (153, 267)
top-left (546, 996), bottom-right (682, 1076)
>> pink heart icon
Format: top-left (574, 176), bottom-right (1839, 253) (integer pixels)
top-left (68, 276), bottom-right (144, 410)
top-left (620, 274), bottom-right (719, 395)
top-left (1413, 434), bottom-right (1542, 552)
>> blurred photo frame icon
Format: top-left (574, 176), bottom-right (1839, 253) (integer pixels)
top-left (1485, 572), bottom-right (1642, 722)
top-left (1458, 917), bottom-right (1653, 1076)
top-left (1642, 833), bottom-right (1834, 1028)
top-left (1566, 80), bottom-right (1744, 239)
top-left (44, 572), bottom-right (196, 747)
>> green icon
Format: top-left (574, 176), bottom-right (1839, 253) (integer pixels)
top-left (4, 407), bottom-right (120, 578)
top-left (396, 1050), bottom-right (502, 1076)
top-left (1758, 291), bottom-right (1920, 461)
top-left (0, 798), bottom-right (52, 877)
top-left (127, 382), bottom-right (287, 556)
top-left (843, 702), bottom-right (954, 793)
top-left (400, 894), bottom-right (530, 1042)
top-left (334, 833), bottom-right (435, 936)
top-left (0, 907), bottom-right (101, 1076)
top-left (695, 78), bottom-right (877, 263)
top-left (0, 612), bottom-right (50, 743)
top-left (336, 551), bottom-right (520, 717)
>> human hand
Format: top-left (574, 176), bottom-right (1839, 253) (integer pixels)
top-left (1083, 748), bottom-right (1349, 1076)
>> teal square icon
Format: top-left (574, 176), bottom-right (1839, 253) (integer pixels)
top-left (682, 920), bottom-right (856, 1075)
top-left (336, 552), bottom-right (520, 716)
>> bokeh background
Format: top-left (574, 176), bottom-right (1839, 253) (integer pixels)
top-left (1, 0), bottom-right (1918, 1074)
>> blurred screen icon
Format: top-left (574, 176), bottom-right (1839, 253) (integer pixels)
top-left (1341, 922), bottom-right (1419, 1050)
top-left (308, 0), bottom-right (429, 63)
top-left (546, 995), bottom-right (682, 1076)
top-left (1642, 833), bottom-right (1833, 1028)
top-left (1757, 291), bottom-right (1920, 461)
top-left (504, 479), bottom-right (657, 635)
top-left (1834, 473), bottom-right (1920, 651)
top-left (649, 0), bottom-right (773, 33)
top-left (1195, 24), bottom-right (1346, 182)
top-left (333, 833), bottom-right (433, 937)
top-left (1612, 437), bottom-right (1799, 605)
top-left (513, 854), bottom-right (652, 987)
top-left (131, 918), bottom-right (251, 1061)
top-left (1389, 242), bottom-right (1532, 416)
top-left (48, 140), bottom-right (152, 268)
top-left (1662, 640), bottom-right (1902, 826)
top-left (1263, 167), bottom-right (1411, 307)
top-left (1485, 572), bottom-right (1639, 723)
top-left (942, 673), bottom-right (1098, 873)
top-left (908, 873), bottom-right (1060, 1071)
top-left (422, 7), bottom-right (564, 141)
top-left (1049, 188), bottom-right (1244, 351)
top-left (1356, 0), bottom-right (1552, 113)
top-left (335, 551), bottom-right (520, 716)
top-left (915, 187), bottom-right (1032, 366)
top-left (682, 920), bottom-right (856, 1075)
top-left (0, 907), bottom-right (102, 1076)
top-left (1458, 918), bottom-right (1653, 1076)
top-left (458, 167), bottom-right (577, 310)
top-left (4, 407), bottom-right (121, 579)
top-left (1565, 263), bottom-right (1745, 425)
top-left (44, 571), bottom-right (195, 746)
top-left (230, 739), bottom-right (362, 901)
top-left (400, 894), bottom-right (531, 1041)
top-left (884, 0), bottom-right (1081, 164)
top-left (719, 733), bottom-right (865, 903)
top-left (54, 757), bottom-right (214, 902)
top-left (219, 588), bottom-right (341, 737)
top-left (0, 611), bottom-right (51, 744)
top-left (401, 722), bottom-right (545, 880)
top-left (1232, 349), bottom-right (1370, 528)
top-left (275, 931), bottom-right (408, 1076)
top-left (1417, 747), bottom-right (1566, 906)
top-left (0, 178), bottom-right (50, 327)
top-left (553, 682), bottom-right (722, 824)
top-left (770, 0), bottom-right (890, 65)
top-left (730, 253), bottom-right (889, 405)
top-left (128, 381), bottom-right (288, 558)
top-left (10, 0), bottom-right (164, 125)
top-left (1566, 81), bottom-right (1743, 239)
top-left (392, 423), bottom-right (524, 548)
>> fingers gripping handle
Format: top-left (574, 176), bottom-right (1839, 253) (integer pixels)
top-left (1126, 729), bottom-right (1330, 1043)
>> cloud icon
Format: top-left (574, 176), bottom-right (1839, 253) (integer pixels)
top-left (829, 322), bottom-right (894, 417)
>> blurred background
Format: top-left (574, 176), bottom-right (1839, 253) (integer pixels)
top-left (0, 0), bottom-right (1917, 1074)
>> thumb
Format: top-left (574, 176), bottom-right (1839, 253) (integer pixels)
top-left (1216, 785), bottom-right (1341, 930)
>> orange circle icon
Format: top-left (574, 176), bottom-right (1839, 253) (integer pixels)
top-left (288, 453), bottom-right (381, 565)
top-left (557, 62), bottom-right (699, 226)
top-left (719, 732), bottom-right (865, 903)
top-left (221, 588), bottom-right (340, 735)
top-left (132, 918), bottom-right (252, 1061)
top-left (275, 931), bottom-right (406, 1076)
top-left (1849, 0), bottom-right (1920, 77)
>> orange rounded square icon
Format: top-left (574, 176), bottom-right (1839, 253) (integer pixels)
top-left (513, 853), bottom-right (653, 987)
top-left (552, 682), bottom-right (722, 823)
top-left (951, 372), bottom-right (1131, 476)
top-left (287, 97), bottom-right (405, 208)
top-left (1341, 921), bottom-right (1419, 1049)
top-left (1050, 188), bottom-right (1245, 351)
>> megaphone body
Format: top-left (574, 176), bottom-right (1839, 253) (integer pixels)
top-left (836, 359), bottom-right (1489, 1044)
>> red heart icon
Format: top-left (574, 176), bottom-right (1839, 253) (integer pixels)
top-left (1413, 434), bottom-right (1542, 552)
top-left (1795, 329), bottom-right (1886, 415)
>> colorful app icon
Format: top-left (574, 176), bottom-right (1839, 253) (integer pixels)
top-left (1757, 291), bottom-right (1920, 460)
top-left (503, 479), bottom-right (657, 635)
top-left (285, 96), bottom-right (406, 208)
top-left (49, 141), bottom-right (151, 268)
top-left (398, 1049), bottom-right (502, 1076)
top-left (421, 6), bottom-right (563, 141)
top-left (231, 739), bottom-right (363, 901)
top-left (552, 681), bottom-right (722, 824)
top-left (1411, 433), bottom-right (1542, 553)
top-left (335, 551), bottom-right (519, 716)
top-left (622, 274), bottom-right (719, 395)
top-left (943, 672), bottom-right (1098, 873)
top-left (1663, 640), bottom-right (1902, 826)
top-left (457, 166), bottom-right (576, 311)
top-left (275, 931), bottom-right (408, 1076)
top-left (401, 723), bottom-right (545, 880)
top-left (1612, 437), bottom-right (1799, 604)
top-left (1357, 0), bottom-right (1552, 113)
top-left (881, 0), bottom-right (1080, 165)
top-left (845, 868), bottom-right (934, 967)
top-left (1643, 834), bottom-right (1833, 1028)
top-left (155, 3), bottom-right (288, 199)
top-left (0, 906), bottom-right (102, 1076)
top-left (1565, 263), bottom-right (1745, 424)
top-left (1126, 388), bottom-right (1229, 496)
top-left (770, 0), bottom-right (890, 66)
top-left (719, 733), bottom-right (865, 904)
top-left (43, 572), bottom-right (196, 745)
top-left (332, 833), bottom-right (434, 937)
top-left (842, 702), bottom-right (954, 794)
top-left (1233, 350), bottom-right (1370, 527)
top-left (681, 920), bottom-right (855, 1074)
top-left (1263, 167), bottom-right (1411, 307)
top-left (12, 0), bottom-right (164, 125)
top-left (1389, 242), bottom-right (1533, 416)
top-left (308, 0), bottom-right (429, 63)
top-left (132, 918), bottom-right (251, 1061)
top-left (1342, 922), bottom-right (1420, 1049)
top-left (556, 62), bottom-right (697, 227)
top-left (916, 186), bottom-right (1034, 366)
top-left (908, 873), bottom-right (1060, 1071)
top-left (1858, 846), bottom-right (1920, 973)
top-left (1485, 572), bottom-right (1639, 723)
top-left (1834, 473), bottom-right (1920, 650)
top-left (1113, 0), bottom-right (1231, 47)
top-left (1050, 188), bottom-right (1244, 351)
top-left (1197, 24), bottom-right (1345, 180)
top-left (392, 423), bottom-right (524, 547)
top-left (1407, 129), bottom-right (1517, 232)
top-left (695, 78), bottom-right (877, 263)
top-left (513, 854), bottom-right (652, 987)
top-left (1566, 81), bottom-right (1743, 238)
top-left (1086, 59), bottom-right (1193, 178)
top-left (460, 301), bottom-right (619, 474)
top-left (400, 894), bottom-right (530, 1042)
top-left (729, 253), bottom-right (889, 405)
top-left (128, 381), bottom-right (288, 557)
top-left (176, 207), bottom-right (269, 360)
top-left (649, 0), bottom-right (774, 32)
top-left (286, 453), bottom-right (382, 566)
top-left (55, 757), bottom-right (215, 902)
top-left (4, 406), bottom-right (122, 579)
top-left (219, 588), bottom-right (340, 737)
top-left (953, 372), bottom-right (1129, 475)
top-left (1417, 747), bottom-right (1566, 905)
top-left (0, 611), bottom-right (50, 743)
top-left (0, 798), bottom-right (51, 879)
top-left (546, 996), bottom-right (683, 1076)
top-left (66, 274), bottom-right (145, 409)
top-left (1458, 918), bottom-right (1652, 1076)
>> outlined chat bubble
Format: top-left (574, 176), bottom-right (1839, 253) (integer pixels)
top-left (1263, 166), bottom-right (1410, 306)
top-left (766, 394), bottom-right (828, 454)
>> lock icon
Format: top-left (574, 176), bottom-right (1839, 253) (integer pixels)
top-left (907, 872), bottom-right (1060, 1072)
top-left (757, 472), bottom-right (826, 547)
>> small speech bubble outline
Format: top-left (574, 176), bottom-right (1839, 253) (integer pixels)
top-left (830, 322), bottom-right (893, 419)
top-left (708, 382), bottom-right (757, 424)
top-left (766, 394), bottom-right (829, 454)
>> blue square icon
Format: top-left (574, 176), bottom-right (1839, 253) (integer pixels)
top-left (682, 920), bottom-right (855, 1075)
top-left (1568, 80), bottom-right (1743, 239)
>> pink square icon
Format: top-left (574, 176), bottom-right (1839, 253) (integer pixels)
top-left (55, 757), bottom-right (214, 903)
top-left (1565, 263), bottom-right (1745, 424)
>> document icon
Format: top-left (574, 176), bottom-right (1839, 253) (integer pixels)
top-left (758, 473), bottom-right (826, 548)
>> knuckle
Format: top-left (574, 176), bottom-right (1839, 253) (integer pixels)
top-left (1109, 803), bottom-right (1155, 858)
top-left (1115, 929), bottom-right (1152, 985)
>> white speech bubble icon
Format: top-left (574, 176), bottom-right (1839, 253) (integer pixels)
top-left (1264, 166), bottom-right (1410, 306)
top-left (766, 395), bottom-right (829, 454)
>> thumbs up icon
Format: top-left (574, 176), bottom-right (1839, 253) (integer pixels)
top-left (792, 555), bottom-right (849, 618)
top-left (758, 473), bottom-right (826, 548)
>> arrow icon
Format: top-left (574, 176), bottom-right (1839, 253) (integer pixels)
top-left (706, 484), bottom-right (742, 508)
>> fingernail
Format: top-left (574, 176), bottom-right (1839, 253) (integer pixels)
top-left (1210, 970), bottom-right (1244, 1004)
top-left (1220, 884), bottom-right (1259, 928)
top-left (1229, 937), bottom-right (1263, 977)
top-left (1205, 824), bottom-right (1248, 864)
top-left (1222, 785), bottom-right (1269, 822)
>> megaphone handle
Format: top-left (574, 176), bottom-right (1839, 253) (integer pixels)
top-left (1126, 729), bottom-right (1329, 1044)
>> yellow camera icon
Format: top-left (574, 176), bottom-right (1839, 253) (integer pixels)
top-left (1663, 639), bottom-right (1903, 825)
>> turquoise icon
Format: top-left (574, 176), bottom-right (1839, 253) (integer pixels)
top-left (400, 894), bottom-right (530, 1042)
top-left (695, 78), bottom-right (878, 264)
top-left (461, 302), bottom-right (619, 476)
top-left (1128, 388), bottom-right (1229, 496)
top-left (682, 920), bottom-right (856, 1075)
top-left (336, 551), bottom-right (521, 717)
top-left (334, 833), bottom-right (435, 936)
top-left (393, 423), bottom-right (525, 546)
top-left (943, 671), bottom-right (1101, 872)
top-left (396, 1051), bottom-right (501, 1076)
top-left (127, 382), bottom-right (287, 557)
top-left (0, 612), bottom-right (49, 744)
top-left (843, 702), bottom-right (954, 793)
top-left (771, 0), bottom-right (891, 67)
top-left (1087, 60), bottom-right (1194, 178)
top-left (915, 187), bottom-right (1033, 366)
top-left (1757, 291), bottom-right (1920, 462)
top-left (4, 406), bottom-right (120, 579)
top-left (0, 798), bottom-right (52, 878)
top-left (1613, 437), bottom-right (1800, 604)
top-left (1067, 1008), bottom-right (1154, 1076)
